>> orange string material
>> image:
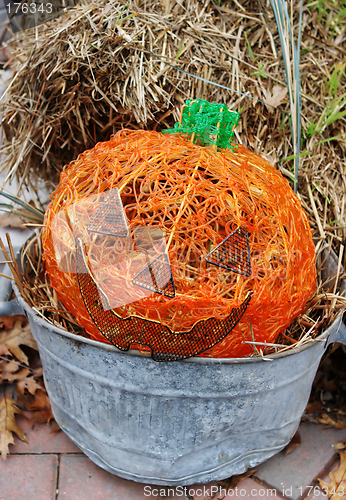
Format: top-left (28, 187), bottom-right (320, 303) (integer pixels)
top-left (42, 129), bottom-right (316, 358)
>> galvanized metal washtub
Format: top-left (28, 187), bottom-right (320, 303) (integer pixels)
top-left (0, 253), bottom-right (345, 486)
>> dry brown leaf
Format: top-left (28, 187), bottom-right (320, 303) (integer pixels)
top-left (28, 390), bottom-right (54, 426)
top-left (0, 344), bottom-right (11, 356)
top-left (0, 213), bottom-right (25, 228)
top-left (0, 360), bottom-right (19, 375)
top-left (217, 469), bottom-right (257, 492)
top-left (263, 85), bottom-right (288, 110)
top-left (318, 450), bottom-right (346, 499)
top-left (17, 373), bottom-right (43, 395)
top-left (334, 443), bottom-right (346, 451)
top-left (0, 393), bottom-right (28, 461)
top-left (28, 389), bottom-right (51, 411)
top-left (317, 413), bottom-right (346, 429)
top-left (15, 388), bottom-right (54, 427)
top-left (49, 419), bottom-right (61, 433)
top-left (0, 321), bottom-right (37, 365)
top-left (2, 368), bottom-right (43, 395)
top-left (28, 409), bottom-right (54, 427)
top-left (305, 401), bottom-right (323, 413)
top-left (0, 315), bottom-right (28, 331)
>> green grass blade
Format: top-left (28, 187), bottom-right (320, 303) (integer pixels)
top-left (268, 0), bottom-right (302, 193)
top-left (0, 190), bottom-right (45, 219)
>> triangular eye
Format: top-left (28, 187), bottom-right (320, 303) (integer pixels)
top-left (205, 227), bottom-right (251, 276)
top-left (132, 254), bottom-right (175, 298)
top-left (87, 187), bottom-right (129, 237)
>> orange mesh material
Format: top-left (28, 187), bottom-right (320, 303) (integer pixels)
top-left (42, 129), bottom-right (317, 358)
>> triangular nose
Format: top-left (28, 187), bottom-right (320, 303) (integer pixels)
top-left (87, 188), bottom-right (129, 237)
top-left (205, 227), bottom-right (251, 276)
top-left (132, 253), bottom-right (175, 298)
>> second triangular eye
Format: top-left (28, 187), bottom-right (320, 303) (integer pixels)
top-left (132, 254), bottom-right (175, 298)
top-left (205, 227), bottom-right (251, 276)
top-left (87, 188), bottom-right (129, 237)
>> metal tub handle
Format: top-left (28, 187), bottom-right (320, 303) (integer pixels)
top-left (325, 314), bottom-right (346, 348)
top-left (0, 264), bottom-right (25, 316)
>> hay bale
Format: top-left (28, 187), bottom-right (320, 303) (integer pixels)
top-left (1, 0), bottom-right (264, 189)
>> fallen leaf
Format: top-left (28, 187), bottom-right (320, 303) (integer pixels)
top-left (318, 450), bottom-right (346, 499)
top-left (0, 360), bottom-right (19, 375)
top-left (17, 373), bottom-right (43, 395)
top-left (28, 389), bottom-right (51, 411)
top-left (0, 344), bottom-right (11, 356)
top-left (218, 469), bottom-right (257, 491)
top-left (334, 442), bottom-right (346, 451)
top-left (28, 390), bottom-right (54, 426)
top-left (2, 367), bottom-right (43, 395)
top-left (317, 413), bottom-right (346, 429)
top-left (15, 389), bottom-right (54, 427)
top-left (263, 85), bottom-right (288, 110)
top-left (0, 322), bottom-right (37, 365)
top-left (305, 400), bottom-right (323, 413)
top-left (284, 430), bottom-right (301, 455)
top-left (0, 393), bottom-right (28, 460)
top-left (0, 213), bottom-right (25, 228)
top-left (49, 419), bottom-right (61, 433)
top-left (0, 315), bottom-right (28, 331)
top-left (28, 409), bottom-right (54, 427)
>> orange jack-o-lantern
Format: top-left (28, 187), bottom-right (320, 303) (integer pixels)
top-left (42, 103), bottom-right (316, 360)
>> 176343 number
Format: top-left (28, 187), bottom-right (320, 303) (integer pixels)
top-left (6, 2), bottom-right (52, 14)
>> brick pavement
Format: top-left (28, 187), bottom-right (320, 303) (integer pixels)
top-left (1, 415), bottom-right (345, 500)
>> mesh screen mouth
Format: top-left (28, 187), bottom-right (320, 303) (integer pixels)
top-left (205, 227), bottom-right (251, 276)
top-left (76, 238), bottom-right (252, 362)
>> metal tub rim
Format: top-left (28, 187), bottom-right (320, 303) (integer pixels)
top-left (12, 279), bottom-right (343, 365)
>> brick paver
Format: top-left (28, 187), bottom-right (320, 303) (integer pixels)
top-left (0, 454), bottom-right (58, 500)
top-left (254, 422), bottom-right (346, 500)
top-left (57, 454), bottom-right (159, 499)
top-left (1, 417), bottom-right (345, 500)
top-left (305, 459), bottom-right (340, 500)
top-left (216, 477), bottom-right (285, 499)
top-left (12, 415), bottom-right (81, 455)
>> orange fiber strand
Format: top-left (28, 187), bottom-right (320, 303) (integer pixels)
top-left (42, 129), bottom-right (316, 358)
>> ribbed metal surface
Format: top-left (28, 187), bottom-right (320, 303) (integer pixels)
top-left (8, 284), bottom-right (346, 485)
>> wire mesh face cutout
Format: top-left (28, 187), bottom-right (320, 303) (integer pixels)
top-left (205, 227), bottom-right (251, 276)
top-left (50, 191), bottom-right (176, 310)
top-left (132, 253), bottom-right (175, 298)
top-left (76, 239), bottom-right (252, 362)
top-left (87, 187), bottom-right (129, 237)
